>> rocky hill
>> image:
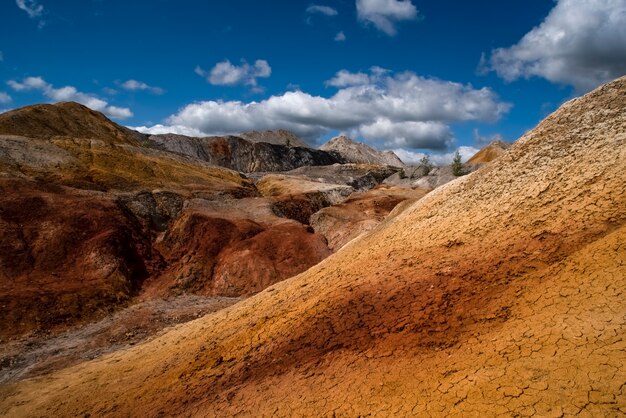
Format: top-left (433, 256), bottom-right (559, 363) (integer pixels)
top-left (146, 133), bottom-right (344, 173)
top-left (321, 135), bottom-right (405, 166)
top-left (467, 139), bottom-right (511, 164)
top-left (0, 102), bottom-right (145, 145)
top-left (239, 129), bottom-right (311, 148)
top-left (2, 77), bottom-right (623, 416)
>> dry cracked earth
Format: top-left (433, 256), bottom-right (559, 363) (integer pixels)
top-left (0, 77), bottom-right (625, 417)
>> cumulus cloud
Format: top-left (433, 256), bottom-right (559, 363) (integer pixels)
top-left (356, 0), bottom-right (419, 36)
top-left (357, 120), bottom-right (453, 150)
top-left (120, 79), bottom-right (164, 95)
top-left (135, 68), bottom-right (510, 152)
top-left (7, 76), bottom-right (132, 119)
top-left (473, 128), bottom-right (506, 147)
top-left (196, 59), bottom-right (272, 92)
top-left (325, 69), bottom-right (370, 87)
top-left (334, 31), bottom-right (346, 41)
top-left (16, 0), bottom-right (43, 18)
top-left (483, 0), bottom-right (626, 92)
top-left (306, 4), bottom-right (338, 16)
top-left (0, 92), bottom-right (12, 103)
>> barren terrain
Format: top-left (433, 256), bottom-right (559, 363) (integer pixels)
top-left (1, 74), bottom-right (623, 417)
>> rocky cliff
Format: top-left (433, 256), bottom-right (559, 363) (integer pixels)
top-left (239, 129), bottom-right (311, 148)
top-left (147, 133), bottom-right (344, 173)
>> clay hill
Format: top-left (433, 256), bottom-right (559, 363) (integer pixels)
top-left (467, 139), bottom-right (511, 164)
top-left (321, 135), bottom-right (405, 166)
top-left (1, 79), bottom-right (624, 416)
top-left (239, 129), bottom-right (311, 148)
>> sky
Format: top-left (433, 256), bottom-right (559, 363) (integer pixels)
top-left (1, 0), bottom-right (626, 163)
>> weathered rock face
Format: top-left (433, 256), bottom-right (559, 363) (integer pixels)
top-left (137, 209), bottom-right (331, 297)
top-left (147, 134), bottom-right (344, 172)
top-left (321, 135), bottom-right (404, 166)
top-left (467, 140), bottom-right (511, 164)
top-left (310, 185), bottom-right (429, 251)
top-left (0, 177), bottom-right (161, 337)
top-left (239, 129), bottom-right (312, 148)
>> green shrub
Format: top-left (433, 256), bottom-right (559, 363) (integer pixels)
top-left (451, 151), bottom-right (464, 176)
top-left (398, 168), bottom-right (407, 179)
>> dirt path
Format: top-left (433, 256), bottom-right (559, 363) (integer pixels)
top-left (0, 295), bottom-right (240, 384)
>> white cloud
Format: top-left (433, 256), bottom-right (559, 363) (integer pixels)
top-left (129, 124), bottom-right (206, 137)
top-left (334, 31), bottom-right (346, 41)
top-left (0, 92), bottom-right (12, 104)
top-left (120, 79), bottom-right (164, 95)
top-left (306, 4), bottom-right (338, 16)
top-left (194, 66), bottom-right (206, 77)
top-left (484, 0), bottom-right (626, 92)
top-left (357, 120), bottom-right (453, 149)
top-left (16, 0), bottom-right (43, 18)
top-left (137, 68), bottom-right (510, 152)
top-left (356, 0), bottom-right (419, 36)
top-left (325, 69), bottom-right (370, 87)
top-left (7, 76), bottom-right (133, 119)
top-left (199, 59), bottom-right (272, 89)
top-left (473, 128), bottom-right (505, 147)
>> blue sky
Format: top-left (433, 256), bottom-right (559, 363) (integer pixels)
top-left (1, 0), bottom-right (625, 163)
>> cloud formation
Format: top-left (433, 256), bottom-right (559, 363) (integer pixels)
top-left (334, 31), bottom-right (346, 41)
top-left (483, 0), bottom-right (626, 92)
top-left (120, 79), bottom-right (164, 95)
top-left (135, 68), bottom-right (510, 151)
top-left (7, 76), bottom-right (132, 119)
top-left (0, 92), bottom-right (12, 104)
top-left (356, 0), bottom-right (419, 36)
top-left (15, 0), bottom-right (43, 18)
top-left (194, 59), bottom-right (271, 91)
top-left (306, 5), bottom-right (338, 16)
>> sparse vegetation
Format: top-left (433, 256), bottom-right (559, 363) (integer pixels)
top-left (398, 168), bottom-right (407, 179)
top-left (451, 151), bottom-right (464, 176)
top-left (285, 138), bottom-right (291, 147)
top-left (419, 155), bottom-right (433, 176)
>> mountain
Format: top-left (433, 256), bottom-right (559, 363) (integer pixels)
top-left (467, 139), bottom-right (512, 164)
top-left (320, 135), bottom-right (405, 166)
top-left (239, 129), bottom-right (312, 148)
top-left (2, 79), bottom-right (623, 415)
top-left (146, 134), bottom-right (344, 173)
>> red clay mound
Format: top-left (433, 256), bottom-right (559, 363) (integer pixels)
top-left (147, 211), bottom-right (331, 297)
top-left (0, 177), bottom-right (160, 338)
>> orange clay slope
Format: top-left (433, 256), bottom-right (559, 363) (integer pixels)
top-left (1, 77), bottom-right (626, 417)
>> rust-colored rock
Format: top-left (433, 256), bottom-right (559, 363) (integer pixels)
top-left (0, 177), bottom-right (159, 338)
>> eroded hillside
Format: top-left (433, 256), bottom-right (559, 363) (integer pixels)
top-left (1, 75), bottom-right (623, 417)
